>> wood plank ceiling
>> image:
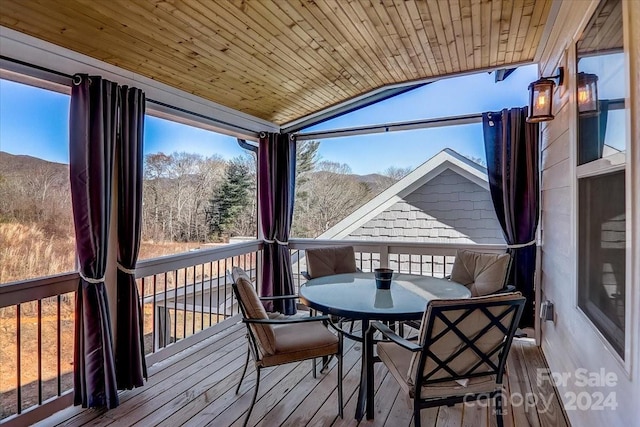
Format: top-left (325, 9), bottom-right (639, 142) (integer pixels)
top-left (0, 0), bottom-right (553, 125)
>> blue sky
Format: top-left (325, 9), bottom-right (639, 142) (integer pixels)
top-left (0, 65), bottom-right (537, 174)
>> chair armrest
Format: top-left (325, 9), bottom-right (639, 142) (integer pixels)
top-left (259, 294), bottom-right (299, 301)
top-left (243, 315), bottom-right (331, 325)
top-left (371, 322), bottom-right (422, 352)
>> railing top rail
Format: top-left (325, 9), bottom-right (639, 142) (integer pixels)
top-left (135, 239), bottom-right (263, 278)
top-left (288, 238), bottom-right (508, 253)
top-left (0, 272), bottom-right (79, 308)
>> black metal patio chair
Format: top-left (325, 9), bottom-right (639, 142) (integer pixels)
top-left (373, 293), bottom-right (525, 427)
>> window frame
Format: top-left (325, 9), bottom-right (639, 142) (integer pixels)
top-left (571, 0), bottom-right (633, 371)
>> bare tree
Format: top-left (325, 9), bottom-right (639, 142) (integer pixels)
top-left (293, 161), bottom-right (372, 237)
top-left (383, 166), bottom-right (412, 180)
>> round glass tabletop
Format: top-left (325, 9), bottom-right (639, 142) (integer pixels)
top-left (299, 272), bottom-right (471, 321)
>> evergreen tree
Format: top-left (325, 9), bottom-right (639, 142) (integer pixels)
top-left (207, 158), bottom-right (251, 241)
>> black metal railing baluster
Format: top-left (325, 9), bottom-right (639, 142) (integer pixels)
top-left (17, 303), bottom-right (22, 414)
top-left (224, 258), bottom-right (228, 318)
top-left (152, 275), bottom-right (157, 353)
top-left (208, 262), bottom-right (213, 326)
top-left (192, 265), bottom-right (196, 335)
top-left (183, 269), bottom-right (187, 339)
top-left (163, 272), bottom-right (168, 348)
top-left (173, 270), bottom-right (178, 343)
top-left (200, 264), bottom-right (205, 331)
top-left (216, 260), bottom-right (221, 323)
top-left (37, 299), bottom-right (42, 405)
top-left (57, 295), bottom-right (61, 396)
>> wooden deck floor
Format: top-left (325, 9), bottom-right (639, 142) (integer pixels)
top-left (39, 321), bottom-right (570, 427)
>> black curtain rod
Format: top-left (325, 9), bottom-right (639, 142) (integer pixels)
top-left (1, 55), bottom-right (260, 135)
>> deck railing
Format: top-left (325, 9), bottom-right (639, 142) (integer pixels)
top-left (0, 240), bottom-right (264, 426)
top-left (135, 240), bottom-right (263, 365)
top-left (288, 239), bottom-right (506, 293)
top-left (0, 238), bottom-right (506, 425)
top-left (0, 273), bottom-right (78, 424)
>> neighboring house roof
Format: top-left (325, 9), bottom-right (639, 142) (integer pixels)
top-left (319, 149), bottom-right (496, 240)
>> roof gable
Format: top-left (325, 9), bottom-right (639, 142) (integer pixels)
top-left (319, 149), bottom-right (489, 239)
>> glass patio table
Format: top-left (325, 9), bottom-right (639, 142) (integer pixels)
top-left (299, 272), bottom-right (472, 420)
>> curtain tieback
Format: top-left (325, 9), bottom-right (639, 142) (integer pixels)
top-left (507, 240), bottom-right (537, 249)
top-left (263, 238), bottom-right (289, 246)
top-left (79, 271), bottom-right (105, 284)
top-left (117, 263), bottom-right (136, 275)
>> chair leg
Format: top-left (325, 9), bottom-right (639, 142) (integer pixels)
top-left (312, 358), bottom-right (317, 378)
top-left (495, 392), bottom-right (504, 427)
top-left (337, 336), bottom-right (344, 418)
top-left (322, 355), bottom-right (329, 370)
top-left (243, 367), bottom-right (261, 427)
top-left (413, 401), bottom-right (422, 427)
top-left (236, 344), bottom-right (250, 394)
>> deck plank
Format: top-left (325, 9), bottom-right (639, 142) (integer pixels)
top-left (39, 320), bottom-right (569, 427)
top-left (276, 339), bottom-right (360, 427)
top-left (505, 339), bottom-right (542, 427)
top-left (93, 333), bottom-right (247, 427)
top-left (518, 341), bottom-right (569, 427)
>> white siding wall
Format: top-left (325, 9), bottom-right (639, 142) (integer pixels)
top-left (348, 170), bottom-right (505, 244)
top-left (538, 1), bottom-right (640, 426)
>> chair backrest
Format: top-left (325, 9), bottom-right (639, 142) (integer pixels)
top-left (450, 249), bottom-right (511, 296)
top-left (407, 293), bottom-right (525, 390)
top-left (305, 246), bottom-right (357, 279)
top-left (231, 267), bottom-right (276, 356)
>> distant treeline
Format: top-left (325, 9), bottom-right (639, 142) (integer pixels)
top-left (0, 143), bottom-right (406, 244)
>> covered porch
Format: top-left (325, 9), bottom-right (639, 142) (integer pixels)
top-left (0, 1), bottom-right (638, 427)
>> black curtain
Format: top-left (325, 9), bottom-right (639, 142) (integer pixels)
top-left (483, 107), bottom-right (539, 327)
top-left (257, 132), bottom-right (296, 314)
top-left (115, 86), bottom-right (147, 389)
top-left (70, 75), bottom-right (119, 408)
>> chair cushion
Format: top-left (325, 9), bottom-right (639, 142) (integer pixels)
top-left (305, 246), bottom-right (357, 278)
top-left (377, 341), bottom-right (498, 399)
top-left (450, 250), bottom-right (510, 296)
top-left (259, 321), bottom-right (339, 367)
top-left (232, 267), bottom-right (276, 355)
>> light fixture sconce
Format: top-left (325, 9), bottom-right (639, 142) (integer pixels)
top-left (526, 67), bottom-right (565, 123)
top-left (577, 72), bottom-right (599, 115)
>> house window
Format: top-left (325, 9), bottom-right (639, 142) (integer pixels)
top-left (576, 0), bottom-right (628, 358)
top-left (578, 172), bottom-right (625, 356)
top-left (0, 79), bottom-right (74, 284)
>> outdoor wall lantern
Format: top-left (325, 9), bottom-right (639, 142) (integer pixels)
top-left (577, 72), bottom-right (599, 115)
top-left (526, 67), bottom-right (565, 123)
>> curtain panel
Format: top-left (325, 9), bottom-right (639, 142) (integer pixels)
top-left (258, 132), bottom-right (296, 315)
top-left (70, 75), bottom-right (119, 408)
top-left (70, 75), bottom-right (147, 408)
top-left (482, 107), bottom-right (539, 327)
top-left (115, 86), bottom-right (147, 389)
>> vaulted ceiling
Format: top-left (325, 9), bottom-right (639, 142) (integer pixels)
top-left (0, 0), bottom-right (553, 125)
